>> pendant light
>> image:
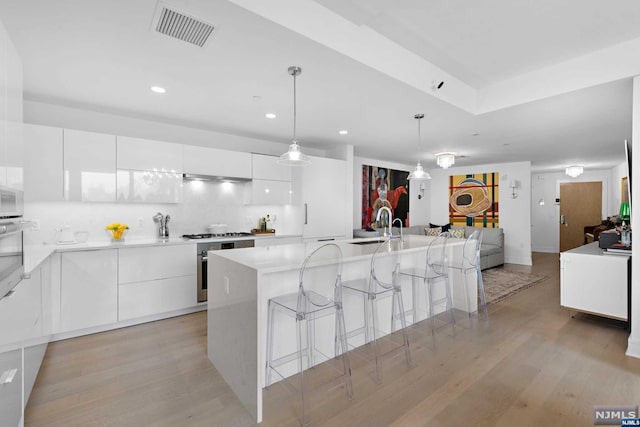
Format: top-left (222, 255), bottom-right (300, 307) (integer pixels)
top-left (278, 66), bottom-right (310, 166)
top-left (407, 113), bottom-right (431, 180)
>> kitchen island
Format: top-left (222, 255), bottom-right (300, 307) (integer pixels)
top-left (207, 235), bottom-right (476, 422)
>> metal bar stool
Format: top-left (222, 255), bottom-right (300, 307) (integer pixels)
top-left (342, 238), bottom-right (411, 384)
top-left (264, 243), bottom-right (353, 426)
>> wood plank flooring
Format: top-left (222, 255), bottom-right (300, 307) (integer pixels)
top-left (26, 253), bottom-right (640, 426)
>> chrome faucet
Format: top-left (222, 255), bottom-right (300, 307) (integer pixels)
top-left (392, 218), bottom-right (403, 241)
top-left (376, 206), bottom-right (393, 237)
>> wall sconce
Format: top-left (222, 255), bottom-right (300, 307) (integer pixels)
top-left (565, 165), bottom-right (584, 178)
top-left (435, 152), bottom-right (456, 169)
top-left (509, 180), bottom-right (518, 199)
top-left (418, 182), bottom-right (426, 199)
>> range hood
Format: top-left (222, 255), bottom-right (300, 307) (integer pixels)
top-left (182, 173), bottom-right (252, 183)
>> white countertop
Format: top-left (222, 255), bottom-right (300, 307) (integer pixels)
top-left (209, 234), bottom-right (464, 274)
top-left (24, 233), bottom-right (302, 274)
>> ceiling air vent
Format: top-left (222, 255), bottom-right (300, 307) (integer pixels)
top-left (153, 6), bottom-right (214, 47)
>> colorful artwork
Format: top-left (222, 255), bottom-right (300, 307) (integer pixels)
top-left (362, 165), bottom-right (409, 228)
top-left (449, 173), bottom-right (499, 227)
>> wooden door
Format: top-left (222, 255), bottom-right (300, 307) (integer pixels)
top-left (559, 182), bottom-right (602, 252)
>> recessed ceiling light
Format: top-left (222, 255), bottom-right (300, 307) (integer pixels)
top-left (265, 113), bottom-right (276, 119)
top-left (339, 130), bottom-right (348, 135)
top-left (151, 86), bottom-right (166, 94)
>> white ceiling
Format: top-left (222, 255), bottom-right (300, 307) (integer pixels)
top-left (0, 0), bottom-right (637, 173)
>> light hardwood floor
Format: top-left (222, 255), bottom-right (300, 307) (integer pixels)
top-left (26, 253), bottom-right (640, 426)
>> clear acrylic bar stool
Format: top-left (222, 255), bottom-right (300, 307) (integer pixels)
top-left (264, 243), bottom-right (353, 426)
top-left (341, 238), bottom-right (411, 384)
top-left (444, 229), bottom-right (488, 320)
top-left (398, 232), bottom-right (456, 345)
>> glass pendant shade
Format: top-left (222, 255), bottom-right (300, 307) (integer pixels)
top-left (278, 140), bottom-right (310, 166)
top-left (408, 161), bottom-right (431, 180)
top-left (619, 201), bottom-right (631, 221)
top-left (278, 66), bottom-right (310, 166)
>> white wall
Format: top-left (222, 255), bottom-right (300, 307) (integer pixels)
top-left (24, 180), bottom-right (303, 245)
top-left (430, 161), bottom-right (532, 266)
top-left (531, 168), bottom-right (616, 253)
top-left (627, 75), bottom-right (640, 359)
top-left (352, 156), bottom-right (415, 231)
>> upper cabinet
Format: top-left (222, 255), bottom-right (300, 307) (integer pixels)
top-left (63, 129), bottom-right (116, 202)
top-left (183, 145), bottom-right (251, 179)
top-left (252, 154), bottom-right (291, 181)
top-left (117, 136), bottom-right (182, 172)
top-left (23, 124), bottom-right (63, 202)
top-left (0, 20), bottom-right (23, 193)
top-left (116, 136), bottom-right (183, 203)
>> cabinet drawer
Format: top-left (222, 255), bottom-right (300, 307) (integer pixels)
top-left (119, 244), bottom-right (196, 284)
top-left (118, 276), bottom-right (197, 321)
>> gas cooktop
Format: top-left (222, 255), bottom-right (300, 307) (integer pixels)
top-left (182, 232), bottom-right (253, 239)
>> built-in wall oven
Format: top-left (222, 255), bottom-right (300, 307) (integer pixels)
top-left (197, 239), bottom-right (255, 302)
top-left (0, 219), bottom-right (27, 301)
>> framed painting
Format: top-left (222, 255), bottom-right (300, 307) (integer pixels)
top-left (362, 165), bottom-right (409, 228)
top-left (449, 172), bottom-right (499, 227)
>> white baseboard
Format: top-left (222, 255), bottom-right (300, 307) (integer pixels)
top-left (531, 246), bottom-right (558, 253)
top-left (505, 256), bottom-right (533, 266)
top-left (626, 337), bottom-right (640, 359)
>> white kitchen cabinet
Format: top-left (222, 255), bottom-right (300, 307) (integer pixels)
top-left (298, 156), bottom-right (347, 240)
top-left (63, 129), bottom-right (116, 202)
top-left (184, 145), bottom-right (251, 179)
top-left (117, 136), bottom-right (183, 173)
top-left (0, 349), bottom-right (21, 427)
top-left (118, 244), bottom-right (197, 321)
top-left (560, 242), bottom-right (629, 320)
top-left (5, 31), bottom-right (22, 192)
top-left (24, 124), bottom-right (64, 202)
top-left (119, 276), bottom-right (196, 321)
top-left (246, 179), bottom-right (292, 205)
top-left (252, 153), bottom-right (291, 181)
top-left (116, 136), bottom-right (183, 203)
top-left (119, 245), bottom-right (195, 284)
top-left (60, 249), bottom-right (118, 332)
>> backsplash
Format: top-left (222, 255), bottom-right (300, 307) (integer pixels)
top-left (24, 180), bottom-right (303, 245)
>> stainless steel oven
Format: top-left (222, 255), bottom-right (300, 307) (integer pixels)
top-left (197, 239), bottom-right (254, 302)
top-left (0, 219), bottom-right (27, 301)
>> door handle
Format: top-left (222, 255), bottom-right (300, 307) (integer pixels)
top-left (304, 203), bottom-right (308, 225)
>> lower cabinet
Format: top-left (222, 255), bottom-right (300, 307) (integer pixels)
top-left (60, 249), bottom-right (118, 332)
top-left (119, 276), bottom-right (196, 321)
top-left (118, 245), bottom-right (197, 321)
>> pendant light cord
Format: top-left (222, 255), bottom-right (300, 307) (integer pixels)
top-left (415, 113), bottom-right (424, 155)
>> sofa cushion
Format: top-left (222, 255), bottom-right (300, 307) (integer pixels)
top-left (480, 244), bottom-right (502, 256)
top-left (465, 226), bottom-right (503, 246)
top-left (449, 227), bottom-right (465, 239)
top-left (425, 227), bottom-right (442, 236)
top-left (429, 222), bottom-right (452, 232)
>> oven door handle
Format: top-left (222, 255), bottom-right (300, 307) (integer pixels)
top-left (0, 221), bottom-right (30, 235)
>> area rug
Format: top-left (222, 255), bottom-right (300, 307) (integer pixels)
top-left (482, 269), bottom-right (546, 305)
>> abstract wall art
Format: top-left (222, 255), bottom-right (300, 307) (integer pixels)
top-left (449, 172), bottom-right (499, 227)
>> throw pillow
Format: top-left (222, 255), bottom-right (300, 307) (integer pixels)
top-left (429, 222), bottom-right (452, 232)
top-left (449, 228), bottom-right (465, 239)
top-left (425, 227), bottom-right (442, 236)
